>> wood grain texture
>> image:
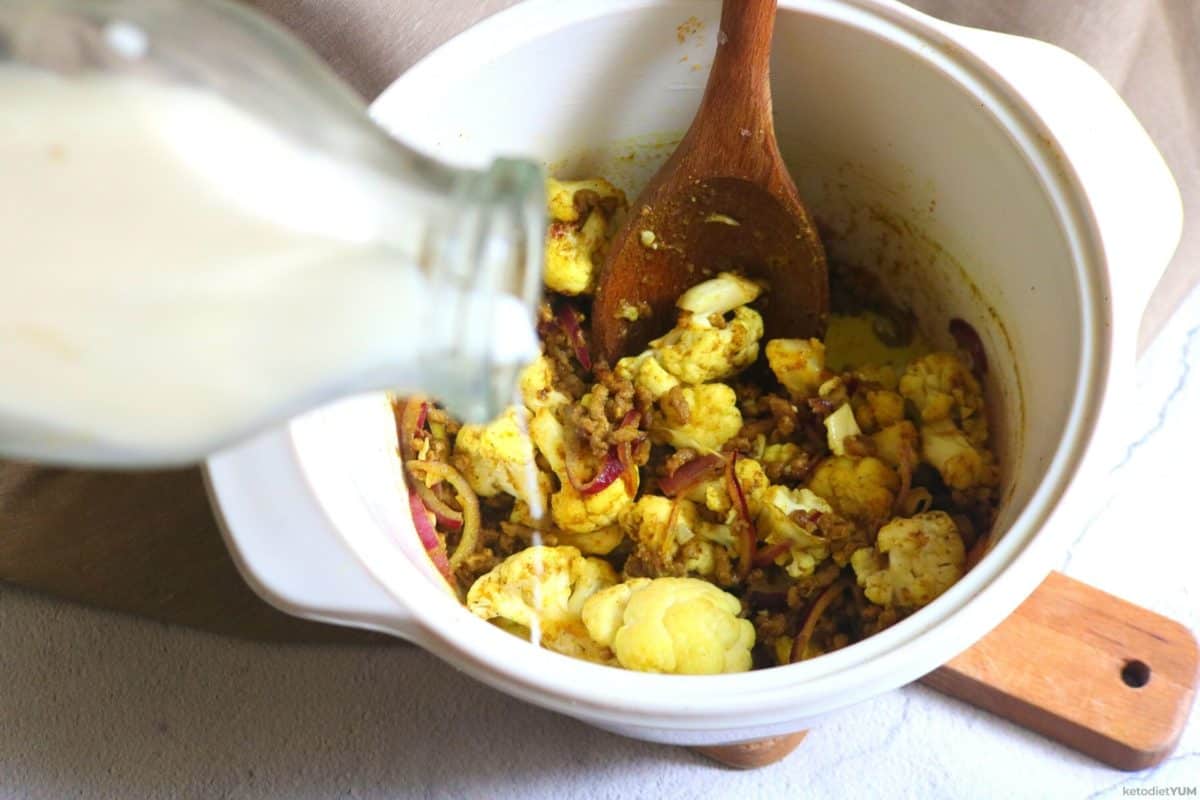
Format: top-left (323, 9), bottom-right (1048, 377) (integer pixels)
top-left (0, 463), bottom-right (384, 644)
top-left (922, 571), bottom-right (1199, 771)
top-left (693, 731), bottom-right (808, 769)
top-left (591, 0), bottom-right (828, 362)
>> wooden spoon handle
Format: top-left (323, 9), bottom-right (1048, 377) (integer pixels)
top-left (691, 0), bottom-right (778, 148)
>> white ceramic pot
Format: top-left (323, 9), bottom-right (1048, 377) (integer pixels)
top-left (207, 0), bottom-right (1182, 746)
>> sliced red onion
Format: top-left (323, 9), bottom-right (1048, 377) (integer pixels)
top-left (406, 460), bottom-right (482, 570)
top-left (727, 452), bottom-right (757, 579)
top-left (659, 453), bottom-right (726, 497)
top-left (752, 541), bottom-right (790, 568)
top-left (408, 489), bottom-right (454, 582)
top-left (398, 397), bottom-right (464, 527)
top-left (557, 303), bottom-right (593, 372)
top-left (617, 440), bottom-right (637, 494)
top-left (615, 411), bottom-right (643, 493)
top-left (728, 452), bottom-right (753, 522)
top-left (566, 446), bottom-right (625, 496)
top-left (431, 505), bottom-right (463, 531)
top-left (949, 318), bottom-right (988, 378)
top-left (396, 397), bottom-right (425, 462)
top-left (790, 577), bottom-right (852, 663)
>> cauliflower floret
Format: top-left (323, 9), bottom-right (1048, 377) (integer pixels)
top-left (653, 306), bottom-right (764, 384)
top-left (619, 495), bottom-right (723, 577)
top-left (899, 352), bottom-right (988, 445)
top-left (529, 408), bottom-right (637, 533)
top-left (807, 455), bottom-right (899, 531)
top-left (897, 353), bottom-right (996, 490)
top-left (759, 442), bottom-right (812, 483)
top-left (552, 462), bottom-right (636, 535)
top-left (647, 273), bottom-right (765, 384)
top-left (851, 388), bottom-right (905, 434)
top-left (453, 407), bottom-right (551, 509)
top-left (544, 177), bottom-right (627, 296)
top-left (656, 383), bottom-right (743, 453)
top-left (872, 420), bottom-right (920, 472)
top-left (467, 546), bottom-right (618, 661)
top-left (850, 512), bottom-right (965, 607)
top-left (824, 403), bottom-right (863, 457)
top-left (766, 338), bottom-right (826, 400)
top-left (546, 177), bottom-right (624, 223)
top-left (553, 524), bottom-right (626, 556)
top-left (581, 577), bottom-right (754, 674)
top-left (756, 485), bottom-right (833, 577)
top-left (921, 418), bottom-right (998, 490)
top-left (545, 211), bottom-right (605, 296)
top-left (613, 350), bottom-right (680, 401)
top-left (683, 456), bottom-right (770, 519)
top-left (853, 363), bottom-right (900, 391)
top-left (675, 271), bottom-right (763, 316)
top-left (519, 355), bottom-right (570, 411)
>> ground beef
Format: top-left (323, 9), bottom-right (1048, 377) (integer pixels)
top-left (765, 394), bottom-right (799, 439)
top-left (786, 562), bottom-right (844, 608)
top-left (820, 513), bottom-right (869, 567)
top-left (711, 545), bottom-right (736, 588)
top-left (621, 552), bottom-right (652, 581)
top-left (860, 602), bottom-right (903, 637)
top-left (723, 419), bottom-right (774, 455)
top-left (537, 301), bottom-right (588, 399)
top-left (455, 548), bottom-right (500, 588)
top-left (564, 361), bottom-right (644, 458)
top-left (480, 493), bottom-right (515, 517)
top-left (660, 385), bottom-right (691, 428)
top-left (754, 610), bottom-right (790, 640)
top-left (568, 385), bottom-right (612, 457)
top-left (594, 360), bottom-right (639, 422)
top-left (630, 541), bottom-right (684, 579)
top-left (764, 449), bottom-right (815, 484)
top-left (734, 381), bottom-right (767, 417)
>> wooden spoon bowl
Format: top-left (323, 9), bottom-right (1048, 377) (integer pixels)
top-left (591, 0), bottom-right (828, 364)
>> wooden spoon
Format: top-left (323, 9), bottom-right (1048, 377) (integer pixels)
top-left (591, 0), bottom-right (828, 364)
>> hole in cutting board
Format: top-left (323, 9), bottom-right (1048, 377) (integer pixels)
top-left (1121, 659), bottom-right (1151, 688)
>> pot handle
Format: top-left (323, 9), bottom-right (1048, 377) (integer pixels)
top-left (935, 22), bottom-right (1183, 338)
top-left (206, 429), bottom-right (422, 640)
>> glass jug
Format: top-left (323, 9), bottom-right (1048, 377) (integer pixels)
top-left (0, 0), bottom-right (545, 465)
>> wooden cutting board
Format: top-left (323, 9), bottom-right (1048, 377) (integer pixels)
top-left (0, 462), bottom-right (1195, 771)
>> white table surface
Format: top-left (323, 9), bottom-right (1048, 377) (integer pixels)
top-left (2, 1), bottom-right (1198, 797)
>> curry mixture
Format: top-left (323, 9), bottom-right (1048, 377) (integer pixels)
top-left (396, 176), bottom-right (999, 675)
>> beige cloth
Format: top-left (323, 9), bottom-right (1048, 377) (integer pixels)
top-left (245, 0), bottom-right (1198, 351)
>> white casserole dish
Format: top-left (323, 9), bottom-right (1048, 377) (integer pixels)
top-left (206, 0), bottom-right (1182, 746)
